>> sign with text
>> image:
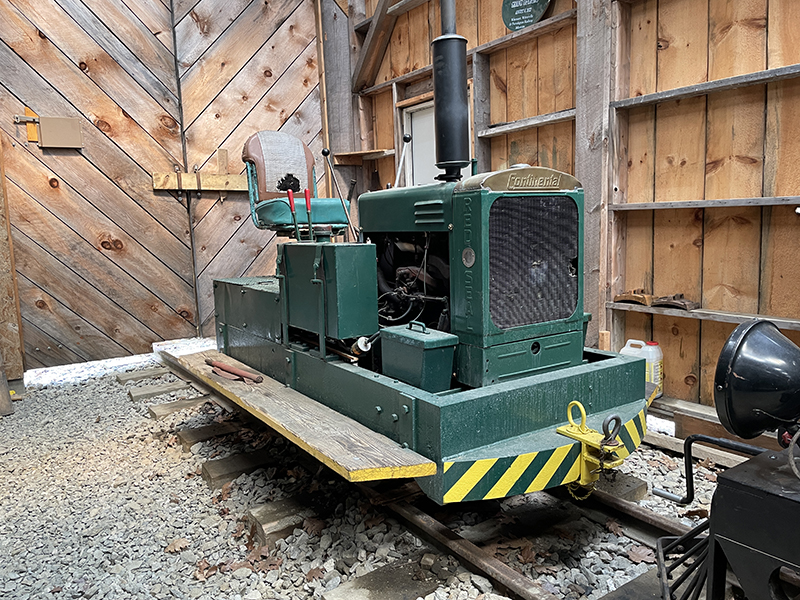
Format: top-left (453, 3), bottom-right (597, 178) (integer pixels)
top-left (501, 0), bottom-right (550, 31)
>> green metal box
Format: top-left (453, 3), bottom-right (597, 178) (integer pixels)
top-left (279, 242), bottom-right (378, 340)
top-left (381, 321), bottom-right (458, 392)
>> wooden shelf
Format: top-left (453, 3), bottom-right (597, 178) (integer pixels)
top-left (607, 302), bottom-right (800, 332)
top-left (611, 63), bottom-right (800, 110)
top-left (477, 108), bottom-right (576, 139)
top-left (333, 149), bottom-right (395, 165)
top-left (609, 196), bottom-right (800, 211)
top-left (386, 0), bottom-right (426, 17)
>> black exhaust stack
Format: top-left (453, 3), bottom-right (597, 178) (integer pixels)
top-left (432, 0), bottom-right (470, 181)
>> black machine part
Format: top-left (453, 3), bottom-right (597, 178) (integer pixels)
top-left (652, 434), bottom-right (765, 505)
top-left (714, 319), bottom-right (800, 439)
top-left (431, 0), bottom-right (470, 181)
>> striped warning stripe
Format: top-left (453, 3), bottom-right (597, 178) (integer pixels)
top-left (441, 407), bottom-right (647, 503)
top-left (615, 407), bottom-right (647, 459)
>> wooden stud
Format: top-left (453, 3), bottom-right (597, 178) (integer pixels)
top-left (0, 126), bottom-right (24, 379)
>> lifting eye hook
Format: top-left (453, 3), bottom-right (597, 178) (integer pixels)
top-left (601, 414), bottom-right (622, 447)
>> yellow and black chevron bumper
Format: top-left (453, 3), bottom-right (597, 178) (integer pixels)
top-left (438, 407), bottom-right (646, 504)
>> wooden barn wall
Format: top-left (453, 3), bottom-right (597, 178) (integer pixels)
top-left (618, 0), bottom-right (800, 404)
top-left (0, 0), bottom-right (196, 370)
top-left (366, 0), bottom-right (577, 188)
top-left (174, 0), bottom-right (325, 335)
top-left (0, 0), bottom-right (324, 370)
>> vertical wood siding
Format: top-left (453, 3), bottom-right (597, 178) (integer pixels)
top-left (622, 0), bottom-right (799, 404)
top-left (368, 0), bottom-right (576, 187)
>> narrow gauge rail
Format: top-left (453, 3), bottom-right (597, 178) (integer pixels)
top-left (145, 355), bottom-right (724, 600)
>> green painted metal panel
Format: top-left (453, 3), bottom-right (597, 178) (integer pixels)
top-left (431, 351), bottom-right (645, 458)
top-left (456, 329), bottom-right (585, 387)
top-left (358, 183), bottom-right (455, 233)
top-left (216, 323), bottom-right (292, 383)
top-left (213, 278), bottom-right (282, 343)
top-left (381, 322), bottom-right (458, 392)
top-left (449, 188), bottom-right (586, 348)
top-left (279, 243), bottom-right (378, 339)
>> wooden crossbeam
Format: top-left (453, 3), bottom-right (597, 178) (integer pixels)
top-left (351, 0), bottom-right (398, 92)
top-left (152, 173), bottom-right (248, 192)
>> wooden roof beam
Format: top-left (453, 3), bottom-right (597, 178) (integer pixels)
top-left (351, 0), bottom-right (398, 92)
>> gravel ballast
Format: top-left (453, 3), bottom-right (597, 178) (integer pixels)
top-left (0, 344), bottom-right (717, 600)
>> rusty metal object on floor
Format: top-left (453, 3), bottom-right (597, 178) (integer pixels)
top-left (205, 358), bottom-right (263, 383)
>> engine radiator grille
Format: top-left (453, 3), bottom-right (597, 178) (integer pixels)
top-left (488, 195), bottom-right (579, 329)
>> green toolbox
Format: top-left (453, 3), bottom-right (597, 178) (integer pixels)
top-left (381, 321), bottom-right (458, 392)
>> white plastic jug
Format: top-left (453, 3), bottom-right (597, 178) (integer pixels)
top-left (620, 339), bottom-right (664, 399)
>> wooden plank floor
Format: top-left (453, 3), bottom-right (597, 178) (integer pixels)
top-left (159, 349), bottom-right (437, 482)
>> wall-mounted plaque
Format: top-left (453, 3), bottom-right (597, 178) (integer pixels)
top-left (501, 0), bottom-right (550, 31)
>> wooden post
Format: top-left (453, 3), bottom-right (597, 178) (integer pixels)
top-left (0, 125), bottom-right (24, 380)
top-left (575, 0), bottom-right (614, 348)
top-left (0, 357), bottom-right (13, 416)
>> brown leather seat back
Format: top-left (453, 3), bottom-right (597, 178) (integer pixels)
top-left (242, 131), bottom-right (316, 200)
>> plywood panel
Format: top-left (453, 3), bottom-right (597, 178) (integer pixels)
top-left (6, 181), bottom-right (195, 339)
top-left (185, 26), bottom-right (317, 166)
top-left (0, 54), bottom-right (191, 248)
top-left (626, 106), bottom-right (655, 203)
top-left (490, 136), bottom-right (508, 171)
top-left (703, 88), bottom-right (764, 315)
top-left (0, 0), bottom-right (200, 368)
top-left (455, 0), bottom-right (478, 50)
top-left (656, 0), bottom-right (708, 91)
top-left (77, 0), bottom-right (178, 92)
top-left (22, 318), bottom-right (85, 368)
top-left (11, 229), bottom-right (159, 354)
top-left (2, 132), bottom-right (194, 310)
top-left (624, 313), bottom-right (652, 349)
top-left (0, 3), bottom-right (180, 173)
top-left (507, 129), bottom-right (537, 167)
top-left (49, 0), bottom-right (179, 111)
top-left (122, 0), bottom-right (174, 53)
top-left (623, 211), bottom-right (653, 292)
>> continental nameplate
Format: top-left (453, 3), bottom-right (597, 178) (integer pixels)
top-left (507, 172), bottom-right (561, 190)
top-left (459, 166), bottom-right (581, 192)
